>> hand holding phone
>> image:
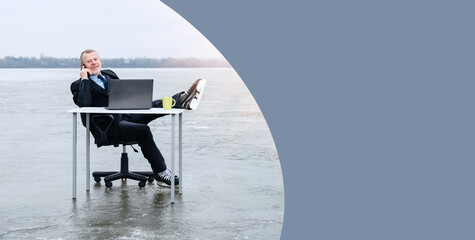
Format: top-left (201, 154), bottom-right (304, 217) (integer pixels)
top-left (80, 64), bottom-right (91, 79)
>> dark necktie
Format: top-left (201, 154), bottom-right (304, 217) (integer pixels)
top-left (98, 75), bottom-right (108, 90)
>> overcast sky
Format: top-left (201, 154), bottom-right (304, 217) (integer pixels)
top-left (0, 0), bottom-right (224, 59)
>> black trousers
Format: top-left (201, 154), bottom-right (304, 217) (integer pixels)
top-left (118, 92), bottom-right (183, 173)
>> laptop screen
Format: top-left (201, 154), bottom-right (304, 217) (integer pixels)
top-left (107, 79), bottom-right (153, 110)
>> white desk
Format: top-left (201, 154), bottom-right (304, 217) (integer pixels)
top-left (68, 107), bottom-right (185, 203)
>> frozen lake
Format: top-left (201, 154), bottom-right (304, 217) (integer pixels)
top-left (0, 68), bottom-right (284, 239)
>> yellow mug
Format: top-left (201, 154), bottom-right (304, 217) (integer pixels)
top-left (162, 97), bottom-right (176, 110)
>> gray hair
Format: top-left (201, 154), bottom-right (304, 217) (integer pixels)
top-left (80, 49), bottom-right (99, 64)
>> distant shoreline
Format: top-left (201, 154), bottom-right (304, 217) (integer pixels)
top-left (0, 56), bottom-right (231, 68)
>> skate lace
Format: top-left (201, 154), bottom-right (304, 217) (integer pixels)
top-left (186, 79), bottom-right (202, 95)
top-left (159, 169), bottom-right (172, 181)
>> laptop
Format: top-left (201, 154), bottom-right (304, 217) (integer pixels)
top-left (107, 79), bottom-right (154, 110)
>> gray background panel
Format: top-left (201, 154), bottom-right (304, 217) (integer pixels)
top-left (162, 1), bottom-right (475, 239)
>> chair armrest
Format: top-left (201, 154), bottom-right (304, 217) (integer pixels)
top-left (91, 115), bottom-right (115, 144)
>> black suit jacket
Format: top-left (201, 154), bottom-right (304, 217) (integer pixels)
top-left (70, 69), bottom-right (121, 147)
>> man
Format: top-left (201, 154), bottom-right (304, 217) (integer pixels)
top-left (70, 49), bottom-right (207, 186)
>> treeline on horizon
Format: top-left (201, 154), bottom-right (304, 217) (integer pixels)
top-left (0, 56), bottom-right (231, 68)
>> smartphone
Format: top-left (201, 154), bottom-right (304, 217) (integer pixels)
top-left (81, 64), bottom-right (90, 77)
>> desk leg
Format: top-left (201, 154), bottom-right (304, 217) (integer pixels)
top-left (72, 113), bottom-right (77, 199)
top-left (86, 113), bottom-right (90, 191)
top-left (171, 114), bottom-right (176, 203)
top-left (179, 113), bottom-right (183, 195)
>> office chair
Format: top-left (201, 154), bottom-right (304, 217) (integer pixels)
top-left (90, 115), bottom-right (155, 188)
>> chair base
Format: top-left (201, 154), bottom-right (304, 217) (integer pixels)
top-left (93, 171), bottom-right (155, 187)
top-left (92, 151), bottom-right (155, 188)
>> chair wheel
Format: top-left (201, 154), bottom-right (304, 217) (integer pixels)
top-left (94, 177), bottom-right (101, 183)
top-left (138, 181), bottom-right (146, 187)
top-left (148, 176), bottom-right (154, 183)
top-left (105, 181), bottom-right (113, 188)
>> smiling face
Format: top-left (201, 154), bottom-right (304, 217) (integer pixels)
top-left (81, 51), bottom-right (102, 75)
